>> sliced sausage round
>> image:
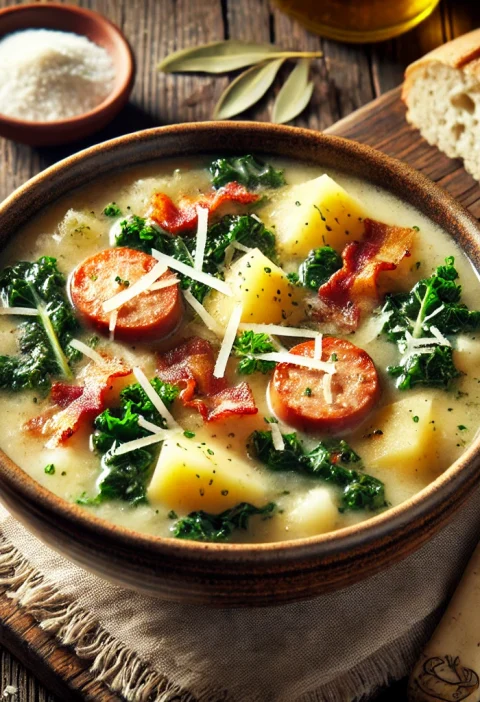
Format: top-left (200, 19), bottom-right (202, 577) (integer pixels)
top-left (269, 337), bottom-right (380, 434)
top-left (70, 247), bottom-right (183, 342)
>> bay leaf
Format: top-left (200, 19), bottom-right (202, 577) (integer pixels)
top-left (158, 40), bottom-right (322, 74)
top-left (272, 59), bottom-right (314, 124)
top-left (159, 41), bottom-right (278, 74)
top-left (213, 58), bottom-right (285, 120)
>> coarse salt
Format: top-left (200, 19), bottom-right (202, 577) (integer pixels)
top-left (0, 29), bottom-right (115, 122)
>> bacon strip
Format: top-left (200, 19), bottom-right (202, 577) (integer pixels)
top-left (25, 356), bottom-right (131, 448)
top-left (149, 182), bottom-right (259, 234)
top-left (156, 336), bottom-right (257, 422)
top-left (315, 218), bottom-right (414, 331)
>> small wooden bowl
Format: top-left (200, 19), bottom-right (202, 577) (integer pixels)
top-left (0, 3), bottom-right (135, 146)
top-left (0, 123), bottom-right (480, 607)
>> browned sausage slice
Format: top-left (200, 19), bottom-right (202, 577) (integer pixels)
top-left (70, 247), bottom-right (183, 341)
top-left (269, 337), bottom-right (380, 434)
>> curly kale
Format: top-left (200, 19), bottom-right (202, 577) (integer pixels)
top-left (172, 502), bottom-right (276, 542)
top-left (296, 246), bottom-right (343, 290)
top-left (0, 257), bottom-right (79, 393)
top-left (233, 331), bottom-right (277, 375)
top-left (205, 214), bottom-right (276, 262)
top-left (209, 155), bottom-right (286, 190)
top-left (250, 430), bottom-right (386, 512)
top-left (79, 377), bottom-right (179, 506)
top-left (103, 202), bottom-right (122, 217)
top-left (381, 256), bottom-right (480, 390)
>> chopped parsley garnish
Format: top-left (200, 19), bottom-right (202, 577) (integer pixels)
top-left (44, 463), bottom-right (55, 475)
top-left (413, 416), bottom-right (419, 423)
top-left (458, 425), bottom-right (468, 431)
top-left (115, 276), bottom-right (130, 287)
top-left (183, 430), bottom-right (196, 439)
top-left (103, 202), bottom-right (122, 217)
top-left (304, 387), bottom-right (312, 396)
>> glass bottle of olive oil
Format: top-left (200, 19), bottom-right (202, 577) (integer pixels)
top-left (272, 0), bottom-right (441, 43)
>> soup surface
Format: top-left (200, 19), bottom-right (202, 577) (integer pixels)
top-left (1, 155), bottom-right (479, 543)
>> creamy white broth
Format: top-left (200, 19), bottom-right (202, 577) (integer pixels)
top-left (0, 156), bottom-right (479, 543)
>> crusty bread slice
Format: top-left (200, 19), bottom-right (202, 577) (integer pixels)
top-left (402, 29), bottom-right (480, 181)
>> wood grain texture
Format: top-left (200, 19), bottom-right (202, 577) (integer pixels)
top-left (0, 0), bottom-right (477, 700)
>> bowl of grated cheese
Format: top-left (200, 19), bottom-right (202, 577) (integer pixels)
top-left (0, 3), bottom-right (135, 146)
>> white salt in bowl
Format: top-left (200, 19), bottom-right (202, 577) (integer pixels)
top-left (0, 3), bottom-right (135, 146)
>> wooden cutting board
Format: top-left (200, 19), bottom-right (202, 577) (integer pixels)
top-left (0, 86), bottom-right (479, 702)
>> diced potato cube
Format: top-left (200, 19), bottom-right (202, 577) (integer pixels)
top-left (58, 209), bottom-right (104, 243)
top-left (354, 396), bottom-right (439, 478)
top-left (287, 487), bottom-right (338, 537)
top-left (268, 174), bottom-right (368, 257)
top-left (205, 248), bottom-right (302, 326)
top-left (454, 334), bottom-right (480, 375)
top-left (147, 438), bottom-right (265, 513)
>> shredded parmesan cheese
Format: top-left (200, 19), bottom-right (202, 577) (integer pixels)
top-left (213, 303), bottom-right (243, 378)
top-left (270, 422), bottom-right (285, 451)
top-left (183, 289), bottom-right (223, 337)
top-left (238, 323), bottom-right (321, 339)
top-left (133, 367), bottom-right (181, 430)
top-left (254, 352), bottom-right (336, 374)
top-left (111, 432), bottom-right (166, 457)
top-left (322, 372), bottom-right (333, 404)
top-left (0, 307), bottom-right (39, 316)
top-left (148, 277), bottom-right (179, 292)
top-left (430, 325), bottom-right (451, 347)
top-left (137, 415), bottom-right (168, 434)
top-left (151, 248), bottom-right (233, 297)
top-left (69, 338), bottom-right (106, 366)
top-left (231, 241), bottom-right (252, 253)
top-left (424, 305), bottom-right (445, 322)
top-left (108, 310), bottom-right (118, 341)
top-left (194, 206), bottom-right (209, 271)
top-left (314, 334), bottom-right (323, 361)
top-left (102, 261), bottom-right (168, 314)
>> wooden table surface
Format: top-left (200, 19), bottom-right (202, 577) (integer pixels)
top-left (0, 0), bottom-right (479, 699)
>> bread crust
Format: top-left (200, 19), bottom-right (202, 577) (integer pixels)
top-left (402, 29), bottom-right (480, 101)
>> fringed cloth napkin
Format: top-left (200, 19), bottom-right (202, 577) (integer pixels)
top-left (0, 489), bottom-right (479, 702)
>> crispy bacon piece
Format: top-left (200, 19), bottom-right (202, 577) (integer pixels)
top-left (315, 218), bottom-right (414, 330)
top-left (156, 336), bottom-right (257, 422)
top-left (25, 356), bottom-right (131, 448)
top-left (149, 181), bottom-right (259, 234)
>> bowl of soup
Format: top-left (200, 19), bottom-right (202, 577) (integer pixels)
top-left (0, 123), bottom-right (479, 606)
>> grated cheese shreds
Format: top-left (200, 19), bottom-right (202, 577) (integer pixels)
top-left (231, 241), bottom-right (252, 253)
top-left (111, 432), bottom-right (166, 457)
top-left (213, 303), bottom-right (243, 378)
top-left (270, 422), bottom-right (285, 451)
top-left (151, 248), bottom-right (233, 297)
top-left (0, 307), bottom-right (39, 316)
top-left (194, 206), bottom-right (209, 271)
top-left (138, 415), bottom-right (169, 434)
top-left (238, 323), bottom-right (322, 339)
top-left (133, 367), bottom-right (182, 430)
top-left (314, 334), bottom-right (323, 361)
top-left (183, 289), bottom-right (223, 337)
top-left (430, 325), bottom-right (451, 347)
top-left (102, 261), bottom-right (168, 314)
top-left (109, 310), bottom-right (118, 341)
top-left (424, 304), bottom-right (445, 322)
top-left (322, 372), bottom-right (333, 404)
top-left (148, 277), bottom-right (179, 292)
top-left (69, 338), bottom-right (106, 366)
top-left (254, 352), bottom-right (336, 374)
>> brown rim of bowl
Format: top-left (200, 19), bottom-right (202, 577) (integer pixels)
top-left (0, 121), bottom-right (479, 567)
top-left (0, 3), bottom-right (135, 129)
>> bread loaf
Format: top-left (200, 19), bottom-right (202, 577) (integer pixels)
top-left (402, 29), bottom-right (480, 181)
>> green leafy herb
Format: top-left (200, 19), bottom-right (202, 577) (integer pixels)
top-left (413, 416), bottom-right (419, 423)
top-left (209, 155), bottom-right (285, 191)
top-left (458, 425), bottom-right (468, 431)
top-left (103, 202), bottom-right (122, 217)
top-left (80, 377), bottom-right (179, 505)
top-left (0, 257), bottom-right (79, 393)
top-left (233, 331), bottom-right (277, 374)
top-left (382, 257), bottom-right (480, 390)
top-left (172, 502), bottom-right (276, 542)
top-left (250, 430), bottom-right (386, 512)
top-left (115, 276), bottom-right (129, 287)
top-left (44, 463), bottom-right (55, 475)
top-left (205, 214), bottom-right (276, 261)
top-left (296, 246), bottom-right (342, 291)
top-left (183, 430), bottom-right (196, 439)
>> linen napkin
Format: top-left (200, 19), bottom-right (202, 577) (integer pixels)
top-left (0, 486), bottom-right (479, 702)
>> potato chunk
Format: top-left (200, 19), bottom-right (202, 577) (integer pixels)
top-left (287, 487), bottom-right (338, 537)
top-left (147, 438), bottom-right (265, 513)
top-left (355, 396), bottom-right (439, 478)
top-left (454, 334), bottom-right (480, 375)
top-left (268, 174), bottom-right (368, 257)
top-left (205, 248), bottom-right (302, 326)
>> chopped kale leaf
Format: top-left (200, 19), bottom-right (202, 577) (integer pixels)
top-left (233, 331), bottom-right (277, 375)
top-left (297, 246), bottom-right (342, 290)
top-left (103, 202), bottom-right (122, 217)
top-left (172, 502), bottom-right (277, 542)
top-left (209, 155), bottom-right (286, 190)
